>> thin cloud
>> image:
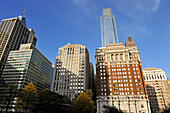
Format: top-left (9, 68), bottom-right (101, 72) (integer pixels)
top-left (72, 0), bottom-right (88, 6)
top-left (152, 0), bottom-right (161, 12)
top-left (112, 0), bottom-right (161, 18)
top-left (71, 0), bottom-right (98, 15)
top-left (110, 0), bottom-right (161, 37)
top-left (118, 23), bottom-right (151, 38)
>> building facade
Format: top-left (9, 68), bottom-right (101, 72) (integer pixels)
top-left (95, 37), bottom-right (151, 113)
top-left (143, 68), bottom-right (170, 113)
top-left (0, 11), bottom-right (37, 74)
top-left (1, 43), bottom-right (53, 92)
top-left (52, 43), bottom-right (90, 100)
top-left (101, 8), bottom-right (118, 47)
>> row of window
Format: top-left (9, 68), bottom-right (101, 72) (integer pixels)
top-left (100, 91), bottom-right (143, 96)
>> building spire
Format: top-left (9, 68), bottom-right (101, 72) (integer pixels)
top-left (22, 6), bottom-right (27, 17)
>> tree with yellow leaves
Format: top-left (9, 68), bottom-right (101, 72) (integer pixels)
top-left (17, 82), bottom-right (38, 113)
top-left (74, 90), bottom-right (95, 113)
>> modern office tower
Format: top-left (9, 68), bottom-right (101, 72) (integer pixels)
top-left (143, 68), bottom-right (170, 113)
top-left (0, 9), bottom-right (37, 74)
top-left (101, 8), bottom-right (118, 47)
top-left (52, 43), bottom-right (90, 100)
top-left (1, 43), bottom-right (52, 92)
top-left (95, 37), bottom-right (151, 113)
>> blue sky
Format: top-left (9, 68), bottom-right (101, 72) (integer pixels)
top-left (0, 0), bottom-right (170, 79)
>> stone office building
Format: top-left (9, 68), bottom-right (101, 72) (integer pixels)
top-left (143, 68), bottom-right (170, 113)
top-left (52, 43), bottom-right (90, 100)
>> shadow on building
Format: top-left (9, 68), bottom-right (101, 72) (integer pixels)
top-left (146, 85), bottom-right (159, 113)
top-left (0, 53), bottom-right (52, 112)
top-left (52, 59), bottom-right (96, 103)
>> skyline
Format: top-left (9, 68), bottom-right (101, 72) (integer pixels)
top-left (0, 0), bottom-right (170, 79)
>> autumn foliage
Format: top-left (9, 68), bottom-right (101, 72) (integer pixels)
top-left (16, 82), bottom-right (38, 113)
top-left (74, 90), bottom-right (95, 113)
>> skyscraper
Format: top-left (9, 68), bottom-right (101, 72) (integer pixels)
top-left (52, 43), bottom-right (90, 100)
top-left (1, 43), bottom-right (53, 92)
top-left (0, 8), bottom-right (37, 74)
top-left (95, 37), bottom-right (151, 113)
top-left (101, 8), bottom-right (118, 47)
top-left (1, 43), bottom-right (53, 111)
top-left (143, 68), bottom-right (170, 113)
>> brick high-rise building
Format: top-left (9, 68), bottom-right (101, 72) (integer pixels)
top-left (0, 8), bottom-right (37, 74)
top-left (143, 68), bottom-right (170, 113)
top-left (95, 37), bottom-right (151, 113)
top-left (52, 43), bottom-right (90, 100)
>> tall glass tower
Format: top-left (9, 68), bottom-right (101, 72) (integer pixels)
top-left (0, 7), bottom-right (37, 74)
top-left (101, 8), bottom-right (118, 47)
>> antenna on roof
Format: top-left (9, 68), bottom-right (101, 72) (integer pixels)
top-left (22, 6), bottom-right (27, 17)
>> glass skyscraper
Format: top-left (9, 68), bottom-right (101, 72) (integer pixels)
top-left (101, 8), bottom-right (118, 47)
top-left (1, 43), bottom-right (53, 92)
top-left (0, 9), bottom-right (37, 74)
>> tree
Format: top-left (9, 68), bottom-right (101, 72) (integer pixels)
top-left (5, 84), bottom-right (19, 113)
top-left (84, 89), bottom-right (93, 99)
top-left (17, 82), bottom-right (38, 113)
top-left (74, 91), bottom-right (95, 113)
top-left (161, 108), bottom-right (170, 113)
top-left (0, 79), bottom-right (19, 113)
top-left (37, 88), bottom-right (74, 113)
top-left (0, 77), bottom-right (8, 112)
top-left (103, 105), bottom-right (123, 113)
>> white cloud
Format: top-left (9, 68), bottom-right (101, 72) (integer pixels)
top-left (71, 0), bottom-right (98, 15)
top-left (152, 0), bottom-right (161, 12)
top-left (72, 0), bottom-right (88, 6)
top-left (112, 0), bottom-right (161, 18)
